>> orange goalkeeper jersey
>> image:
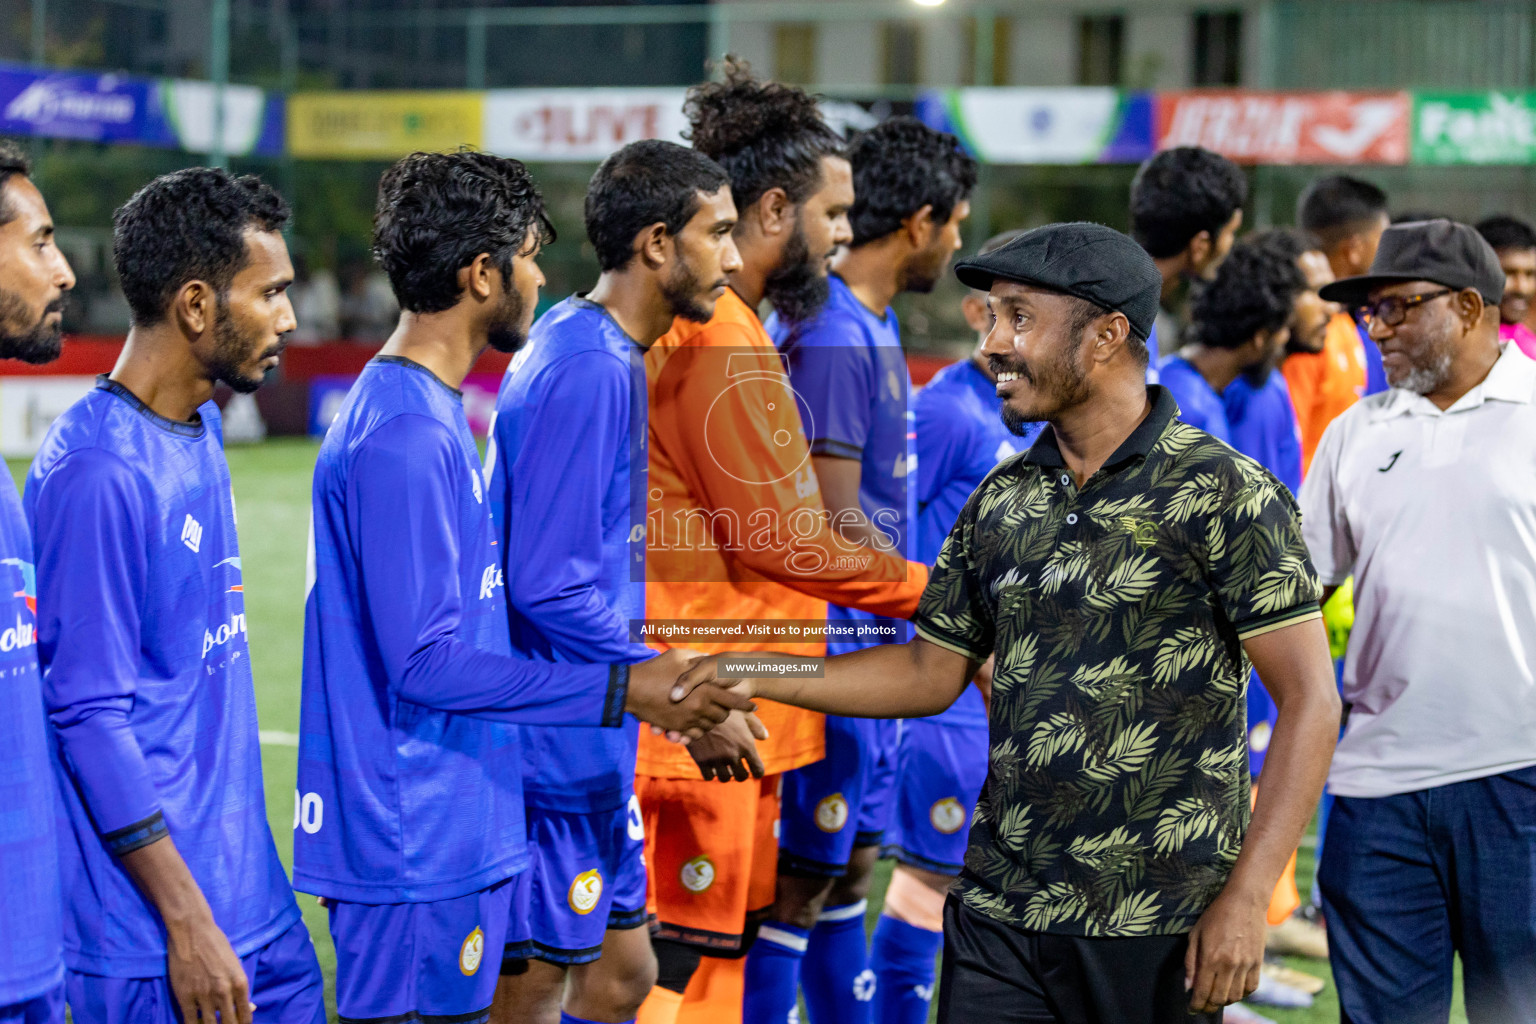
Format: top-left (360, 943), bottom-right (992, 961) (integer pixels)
top-left (638, 288), bottom-right (928, 779)
top-left (1283, 311), bottom-right (1368, 477)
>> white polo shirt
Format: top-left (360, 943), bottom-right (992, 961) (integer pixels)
top-left (1300, 344), bottom-right (1536, 798)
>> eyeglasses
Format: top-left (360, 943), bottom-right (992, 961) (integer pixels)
top-left (1354, 288), bottom-right (1454, 328)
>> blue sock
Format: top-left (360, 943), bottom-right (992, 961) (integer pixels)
top-left (870, 915), bottom-right (943, 1024)
top-left (744, 920), bottom-right (810, 1024)
top-left (560, 1014), bottom-right (629, 1024)
top-left (801, 900), bottom-right (872, 1024)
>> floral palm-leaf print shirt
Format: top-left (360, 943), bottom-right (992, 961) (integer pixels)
top-left (913, 386), bottom-right (1322, 937)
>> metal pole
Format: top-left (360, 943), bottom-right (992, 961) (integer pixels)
top-left (972, 10), bottom-right (994, 87)
top-left (466, 10), bottom-right (487, 89)
top-left (707, 4), bottom-right (731, 70)
top-left (210, 0), bottom-right (230, 169)
top-left (30, 0), bottom-right (46, 64)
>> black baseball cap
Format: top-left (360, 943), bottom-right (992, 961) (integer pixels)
top-left (952, 222), bottom-right (1162, 341)
top-left (1319, 219), bottom-right (1505, 308)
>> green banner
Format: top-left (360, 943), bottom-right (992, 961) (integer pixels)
top-left (1414, 91), bottom-right (1536, 165)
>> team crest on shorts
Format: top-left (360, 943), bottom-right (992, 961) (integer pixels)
top-left (815, 793), bottom-right (849, 833)
top-left (929, 797), bottom-right (966, 835)
top-left (569, 869), bottom-right (604, 915)
top-left (459, 926), bottom-right (484, 976)
top-left (680, 854), bottom-right (715, 893)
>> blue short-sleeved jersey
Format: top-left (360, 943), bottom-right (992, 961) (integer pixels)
top-left (0, 469), bottom-right (60, 1003)
top-left (296, 356), bottom-right (625, 905)
top-left (27, 379), bottom-right (298, 977)
top-left (1223, 368), bottom-right (1303, 495)
top-left (770, 274), bottom-right (915, 655)
top-left (1158, 356), bottom-right (1232, 442)
top-left (485, 297), bottom-right (655, 816)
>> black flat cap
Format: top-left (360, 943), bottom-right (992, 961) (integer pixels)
top-left (953, 222), bottom-right (1162, 341)
top-left (1319, 219), bottom-right (1505, 308)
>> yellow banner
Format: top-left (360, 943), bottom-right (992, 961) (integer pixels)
top-left (288, 91), bottom-right (483, 159)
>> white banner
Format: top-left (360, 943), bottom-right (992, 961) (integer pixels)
top-left (0, 377), bottom-right (96, 456)
top-left (483, 88), bottom-right (688, 161)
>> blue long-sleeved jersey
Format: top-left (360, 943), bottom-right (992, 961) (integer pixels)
top-left (0, 468), bottom-right (61, 1002)
top-left (27, 380), bottom-right (298, 977)
top-left (1223, 368), bottom-right (1303, 495)
top-left (295, 356), bottom-right (627, 904)
top-left (486, 297), bottom-right (655, 815)
top-left (770, 274), bottom-right (916, 655)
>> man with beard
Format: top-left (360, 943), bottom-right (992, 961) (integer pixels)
top-left (867, 229), bottom-right (1031, 1024)
top-left (26, 168), bottom-right (325, 1024)
top-left (1475, 214), bottom-right (1536, 358)
top-left (677, 222), bottom-right (1341, 1023)
top-left (296, 151), bottom-right (747, 1024)
top-left (0, 142), bottom-right (73, 1024)
top-left (1159, 240), bottom-right (1300, 449)
top-left (744, 116), bottom-right (974, 1024)
top-left (1304, 220), bottom-right (1536, 1024)
top-left (634, 61), bottom-right (930, 1024)
top-left (1129, 146), bottom-right (1247, 358)
top-left (485, 141), bottom-right (744, 1024)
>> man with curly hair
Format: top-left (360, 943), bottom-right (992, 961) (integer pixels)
top-left (633, 61), bottom-right (930, 1024)
top-left (749, 116), bottom-right (976, 1024)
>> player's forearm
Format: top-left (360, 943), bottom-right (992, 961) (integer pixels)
top-left (751, 638), bottom-right (976, 718)
top-left (119, 834), bottom-right (219, 933)
top-left (51, 702), bottom-right (163, 838)
top-left (397, 638), bottom-right (625, 727)
top-left (511, 585), bottom-right (652, 665)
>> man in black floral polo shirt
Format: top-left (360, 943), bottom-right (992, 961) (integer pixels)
top-left (679, 223), bottom-right (1341, 1023)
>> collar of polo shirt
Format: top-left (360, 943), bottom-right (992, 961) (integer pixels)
top-left (1022, 386), bottom-right (1179, 473)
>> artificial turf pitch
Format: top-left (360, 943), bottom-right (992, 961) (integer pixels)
top-left (11, 436), bottom-right (1470, 1024)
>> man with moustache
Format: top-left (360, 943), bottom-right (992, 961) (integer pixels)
top-left (748, 116), bottom-right (976, 1024)
top-left (296, 151), bottom-right (746, 1024)
top-left (634, 61), bottom-right (930, 1024)
top-left (682, 222), bottom-right (1342, 1023)
top-left (1475, 214), bottom-right (1536, 358)
top-left (27, 168), bottom-right (325, 1024)
top-left (1305, 219), bottom-right (1536, 1024)
top-left (485, 140), bottom-right (745, 1024)
top-left (0, 141), bottom-right (74, 1024)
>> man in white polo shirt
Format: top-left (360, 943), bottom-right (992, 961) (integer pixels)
top-left (1302, 219), bottom-right (1536, 1024)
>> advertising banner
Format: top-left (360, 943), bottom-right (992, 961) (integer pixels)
top-left (1155, 91), bottom-right (1410, 165)
top-left (1414, 92), bottom-right (1536, 165)
top-left (288, 91), bottom-right (483, 159)
top-left (0, 62), bottom-right (281, 156)
top-left (915, 88), bottom-right (1153, 164)
top-left (483, 88), bottom-right (688, 161)
top-left (0, 376), bottom-right (97, 456)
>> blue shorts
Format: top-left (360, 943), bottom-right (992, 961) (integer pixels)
top-left (328, 874), bottom-right (526, 1024)
top-left (0, 982), bottom-right (62, 1024)
top-left (66, 918), bottom-right (323, 1024)
top-left (518, 795), bottom-right (649, 965)
top-left (779, 716), bottom-right (898, 876)
top-left (882, 716), bottom-right (987, 874)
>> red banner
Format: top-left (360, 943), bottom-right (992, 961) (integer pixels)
top-left (1155, 91), bottom-right (1411, 165)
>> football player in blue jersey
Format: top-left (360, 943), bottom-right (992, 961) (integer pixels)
top-left (0, 141), bottom-right (75, 1024)
top-left (297, 150), bottom-right (751, 1024)
top-left (485, 140), bottom-right (747, 1024)
top-left (865, 229), bottom-right (1037, 1024)
top-left (750, 117), bottom-right (975, 1024)
top-left (27, 168), bottom-right (323, 1024)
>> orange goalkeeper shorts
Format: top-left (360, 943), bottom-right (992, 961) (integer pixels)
top-left (639, 773), bottom-right (780, 952)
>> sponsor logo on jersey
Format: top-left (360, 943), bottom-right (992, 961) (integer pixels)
top-left (471, 469), bottom-right (483, 504)
top-left (460, 926), bottom-right (484, 975)
top-left (2, 557), bottom-right (36, 615)
top-left (215, 555), bottom-right (244, 593)
top-left (680, 854), bottom-right (715, 893)
top-left (627, 794), bottom-right (645, 842)
top-left (202, 612), bottom-right (247, 658)
top-left (569, 869), bottom-right (604, 915)
top-left (479, 563), bottom-right (504, 600)
top-left (853, 968), bottom-right (877, 1002)
top-left (929, 797), bottom-right (966, 835)
top-left (181, 514), bottom-right (203, 553)
top-left (815, 793), bottom-right (849, 833)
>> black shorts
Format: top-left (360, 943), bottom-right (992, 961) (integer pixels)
top-left (937, 896), bottom-right (1222, 1024)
